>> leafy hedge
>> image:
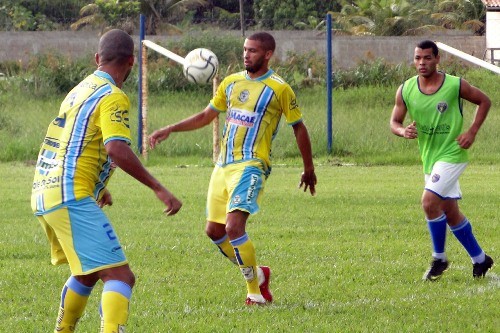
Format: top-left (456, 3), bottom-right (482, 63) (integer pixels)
top-left (0, 32), bottom-right (478, 97)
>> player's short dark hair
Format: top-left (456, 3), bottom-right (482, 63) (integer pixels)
top-left (98, 29), bottom-right (134, 65)
top-left (417, 40), bottom-right (439, 57)
top-left (247, 32), bottom-right (276, 52)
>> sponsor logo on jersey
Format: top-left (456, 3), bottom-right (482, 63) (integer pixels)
top-left (110, 109), bottom-right (130, 128)
top-left (246, 174), bottom-right (258, 203)
top-left (52, 113), bottom-right (66, 128)
top-left (419, 124), bottom-right (450, 136)
top-left (36, 149), bottom-right (59, 176)
top-left (227, 108), bottom-right (256, 127)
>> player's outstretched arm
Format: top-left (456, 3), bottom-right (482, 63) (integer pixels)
top-left (292, 121), bottom-right (316, 196)
top-left (149, 106), bottom-right (219, 149)
top-left (105, 140), bottom-right (182, 216)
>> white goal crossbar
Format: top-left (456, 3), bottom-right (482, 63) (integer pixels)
top-left (142, 40), bottom-right (186, 65)
top-left (436, 42), bottom-right (500, 75)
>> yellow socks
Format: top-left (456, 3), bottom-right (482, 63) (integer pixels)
top-left (230, 233), bottom-right (261, 296)
top-left (100, 280), bottom-right (132, 333)
top-left (54, 276), bottom-right (93, 333)
top-left (213, 234), bottom-right (238, 265)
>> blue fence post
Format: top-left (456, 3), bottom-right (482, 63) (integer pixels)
top-left (137, 14), bottom-right (145, 154)
top-left (326, 13), bottom-right (333, 154)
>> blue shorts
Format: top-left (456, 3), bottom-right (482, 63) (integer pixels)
top-left (206, 160), bottom-right (266, 224)
top-left (35, 197), bottom-right (127, 275)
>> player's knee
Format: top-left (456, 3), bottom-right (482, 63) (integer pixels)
top-left (99, 265), bottom-right (136, 288)
top-left (127, 272), bottom-right (136, 288)
top-left (205, 221), bottom-right (225, 240)
top-left (421, 198), bottom-right (440, 217)
top-left (225, 222), bottom-right (246, 240)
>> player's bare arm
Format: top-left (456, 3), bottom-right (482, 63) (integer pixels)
top-left (456, 79), bottom-right (491, 149)
top-left (149, 106), bottom-right (219, 149)
top-left (98, 188), bottom-right (113, 208)
top-left (105, 140), bottom-right (182, 215)
top-left (292, 121), bottom-right (317, 196)
top-left (390, 85), bottom-right (418, 139)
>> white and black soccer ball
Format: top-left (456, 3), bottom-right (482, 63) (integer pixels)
top-left (183, 48), bottom-right (219, 84)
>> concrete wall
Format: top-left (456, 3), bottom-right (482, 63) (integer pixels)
top-left (0, 30), bottom-right (487, 69)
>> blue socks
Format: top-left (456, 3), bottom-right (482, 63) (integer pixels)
top-left (426, 214), bottom-right (448, 260)
top-left (450, 218), bottom-right (484, 263)
top-left (427, 214), bottom-right (485, 264)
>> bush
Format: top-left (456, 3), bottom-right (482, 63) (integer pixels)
top-left (0, 32), bottom-right (488, 97)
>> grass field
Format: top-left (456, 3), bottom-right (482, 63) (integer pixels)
top-left (1, 74), bottom-right (500, 164)
top-left (1, 161), bottom-right (498, 332)
top-left (0, 66), bottom-right (498, 332)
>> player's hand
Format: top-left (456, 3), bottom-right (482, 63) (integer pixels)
top-left (403, 121), bottom-right (418, 139)
top-left (299, 170), bottom-right (317, 196)
top-left (154, 186), bottom-right (182, 216)
top-left (163, 197), bottom-right (182, 216)
top-left (98, 189), bottom-right (113, 208)
top-left (149, 126), bottom-right (172, 149)
top-left (456, 131), bottom-right (476, 149)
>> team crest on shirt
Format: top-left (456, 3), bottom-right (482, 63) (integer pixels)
top-left (238, 89), bottom-right (250, 103)
top-left (436, 102), bottom-right (448, 113)
top-left (233, 195), bottom-right (241, 204)
top-left (432, 173), bottom-right (440, 183)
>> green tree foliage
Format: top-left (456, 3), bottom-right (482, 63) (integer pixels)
top-left (71, 0), bottom-right (140, 32)
top-left (192, 0), bottom-right (254, 29)
top-left (0, 0), bottom-right (87, 30)
top-left (0, 0), bottom-right (488, 36)
top-left (139, 0), bottom-right (210, 34)
top-left (254, 0), bottom-right (341, 29)
top-left (330, 0), bottom-right (485, 36)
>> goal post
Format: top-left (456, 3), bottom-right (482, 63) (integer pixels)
top-left (435, 42), bottom-right (500, 75)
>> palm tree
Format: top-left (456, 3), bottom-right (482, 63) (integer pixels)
top-left (431, 0), bottom-right (485, 34)
top-left (329, 0), bottom-right (485, 36)
top-left (139, 0), bottom-right (208, 34)
top-left (71, 0), bottom-right (208, 34)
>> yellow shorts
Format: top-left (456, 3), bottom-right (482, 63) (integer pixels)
top-left (206, 160), bottom-right (266, 224)
top-left (35, 197), bottom-right (127, 275)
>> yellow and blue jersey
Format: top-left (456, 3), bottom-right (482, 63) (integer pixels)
top-left (31, 70), bottom-right (131, 214)
top-left (210, 69), bottom-right (302, 170)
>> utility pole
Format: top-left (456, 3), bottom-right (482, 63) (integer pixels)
top-left (239, 0), bottom-right (245, 37)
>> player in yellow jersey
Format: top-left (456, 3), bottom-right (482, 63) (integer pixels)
top-left (149, 32), bottom-right (317, 305)
top-left (31, 29), bottom-right (182, 332)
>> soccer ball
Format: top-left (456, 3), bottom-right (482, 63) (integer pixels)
top-left (183, 48), bottom-right (219, 84)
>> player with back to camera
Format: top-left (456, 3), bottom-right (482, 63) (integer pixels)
top-left (31, 29), bottom-right (182, 332)
top-left (390, 40), bottom-right (494, 281)
top-left (149, 32), bottom-right (317, 305)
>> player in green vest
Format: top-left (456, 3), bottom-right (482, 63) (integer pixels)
top-left (390, 40), bottom-right (494, 280)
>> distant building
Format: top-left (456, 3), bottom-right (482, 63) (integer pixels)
top-left (482, 0), bottom-right (500, 63)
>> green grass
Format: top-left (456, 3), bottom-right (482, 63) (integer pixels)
top-left (1, 71), bottom-right (500, 164)
top-left (1, 162), bottom-right (498, 332)
top-left (0, 67), bottom-right (499, 331)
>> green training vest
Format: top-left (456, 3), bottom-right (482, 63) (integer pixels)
top-left (401, 72), bottom-right (467, 174)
